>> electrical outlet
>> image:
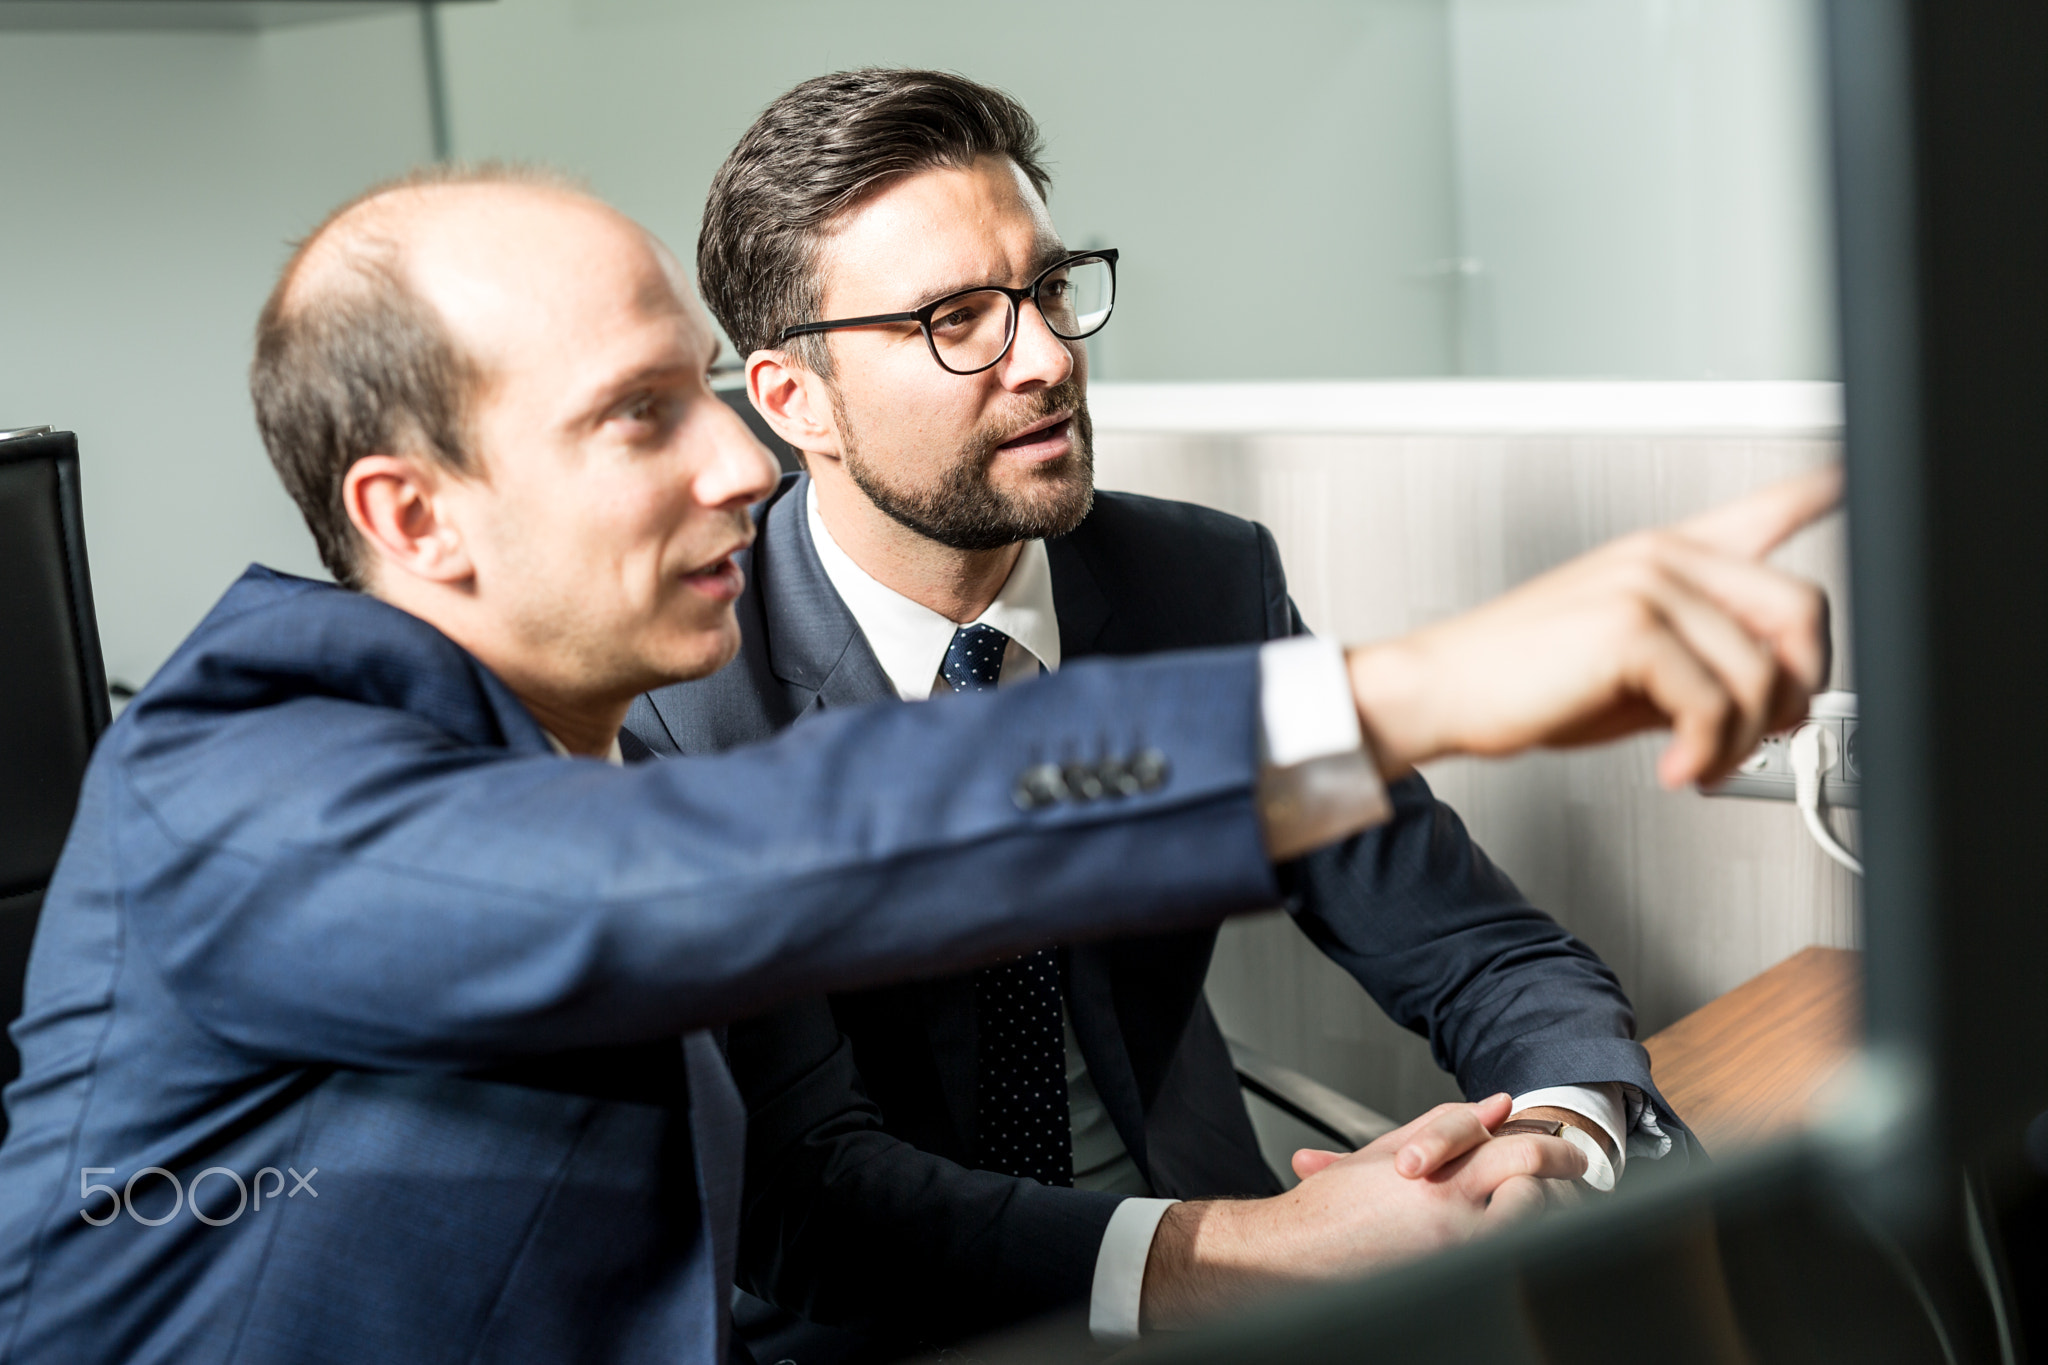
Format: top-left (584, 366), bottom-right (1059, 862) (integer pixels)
top-left (1706, 691), bottom-right (1860, 806)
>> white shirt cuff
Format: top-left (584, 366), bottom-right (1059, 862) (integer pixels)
top-left (1510, 1082), bottom-right (1626, 1191)
top-left (1088, 1197), bottom-right (1179, 1344)
top-left (1255, 636), bottom-right (1391, 860)
top-left (1621, 1082), bottom-right (1674, 1163)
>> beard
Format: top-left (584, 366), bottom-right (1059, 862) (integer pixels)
top-left (838, 377), bottom-right (1096, 552)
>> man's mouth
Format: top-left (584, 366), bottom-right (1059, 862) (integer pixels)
top-left (994, 409), bottom-right (1074, 460)
top-left (681, 541), bottom-right (750, 601)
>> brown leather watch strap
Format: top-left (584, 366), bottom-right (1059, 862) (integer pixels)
top-left (1492, 1118), bottom-right (1566, 1139)
top-left (1510, 1105), bottom-right (1620, 1165)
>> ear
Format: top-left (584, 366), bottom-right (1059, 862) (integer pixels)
top-left (748, 349), bottom-right (843, 465)
top-left (342, 454), bottom-right (474, 588)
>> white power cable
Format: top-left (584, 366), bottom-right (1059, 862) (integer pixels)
top-left (1789, 723), bottom-right (1864, 876)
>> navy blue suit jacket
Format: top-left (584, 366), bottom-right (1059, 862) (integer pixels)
top-left (0, 565), bottom-right (1287, 1364)
top-left (629, 476), bottom-right (1692, 1347)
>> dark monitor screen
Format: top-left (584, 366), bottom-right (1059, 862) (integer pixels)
top-left (1831, 0), bottom-right (2048, 1169)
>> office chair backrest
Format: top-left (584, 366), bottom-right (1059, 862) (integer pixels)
top-left (0, 429), bottom-right (110, 1143)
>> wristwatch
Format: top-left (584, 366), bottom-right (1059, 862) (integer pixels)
top-left (1494, 1111), bottom-right (1619, 1192)
top-left (1492, 1117), bottom-right (1567, 1140)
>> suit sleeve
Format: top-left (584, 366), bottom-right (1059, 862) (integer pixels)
top-left (114, 635), bottom-right (1279, 1069)
top-left (1249, 523), bottom-right (1695, 1155)
top-left (728, 999), bottom-right (1118, 1339)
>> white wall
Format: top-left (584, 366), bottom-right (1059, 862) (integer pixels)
top-left (437, 0), bottom-right (1839, 382)
top-left (1447, 0), bottom-right (1836, 378)
top-left (434, 0), bottom-right (1463, 382)
top-left (1, 1), bottom-right (1838, 684)
top-left (0, 14), bottom-right (434, 687)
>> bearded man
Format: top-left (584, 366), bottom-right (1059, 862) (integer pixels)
top-left (629, 69), bottom-right (1835, 1361)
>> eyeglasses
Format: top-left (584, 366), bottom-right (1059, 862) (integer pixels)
top-left (776, 249), bottom-right (1118, 376)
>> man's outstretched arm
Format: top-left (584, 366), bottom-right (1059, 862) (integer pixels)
top-left (122, 469), bottom-right (1836, 1069)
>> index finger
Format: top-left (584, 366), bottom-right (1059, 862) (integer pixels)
top-left (1670, 465), bottom-right (1843, 561)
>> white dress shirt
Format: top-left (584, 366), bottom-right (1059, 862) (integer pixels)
top-left (541, 732), bottom-right (625, 765)
top-left (803, 484), bottom-right (1636, 1342)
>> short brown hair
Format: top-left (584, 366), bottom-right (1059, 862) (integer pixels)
top-left (250, 162), bottom-right (579, 589)
top-left (698, 69), bottom-right (1052, 378)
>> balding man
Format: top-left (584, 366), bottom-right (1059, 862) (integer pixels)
top-left (0, 166), bottom-right (1832, 1364)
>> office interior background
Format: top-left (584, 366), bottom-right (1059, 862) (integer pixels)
top-left (0, 0), bottom-right (1849, 1171)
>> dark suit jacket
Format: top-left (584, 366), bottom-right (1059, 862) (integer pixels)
top-left (628, 476), bottom-right (1692, 1346)
top-left (0, 565), bottom-right (1286, 1364)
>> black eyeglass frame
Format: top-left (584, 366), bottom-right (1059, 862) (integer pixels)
top-left (775, 248), bottom-right (1119, 375)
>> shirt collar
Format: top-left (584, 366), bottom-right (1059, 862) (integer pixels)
top-left (806, 479), bottom-right (1062, 701)
top-left (542, 730), bottom-right (625, 765)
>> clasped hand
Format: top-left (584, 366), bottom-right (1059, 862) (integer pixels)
top-left (1141, 1095), bottom-right (1583, 1329)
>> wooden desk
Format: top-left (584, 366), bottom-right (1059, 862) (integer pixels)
top-left (1642, 946), bottom-right (1862, 1152)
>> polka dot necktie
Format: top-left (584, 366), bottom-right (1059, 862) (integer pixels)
top-left (941, 624), bottom-right (1075, 1188)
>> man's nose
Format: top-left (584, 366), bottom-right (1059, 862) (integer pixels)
top-left (697, 396), bottom-right (782, 509)
top-left (998, 299), bottom-right (1075, 390)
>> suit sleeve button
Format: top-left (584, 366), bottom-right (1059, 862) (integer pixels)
top-left (1062, 762), bottom-right (1105, 802)
top-left (1129, 749), bottom-right (1169, 791)
top-left (1013, 763), bottom-right (1068, 810)
top-left (1098, 757), bottom-right (1139, 797)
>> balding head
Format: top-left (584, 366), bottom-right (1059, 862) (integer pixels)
top-left (253, 164), bottom-right (606, 588)
top-left (250, 165), bottom-right (780, 746)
